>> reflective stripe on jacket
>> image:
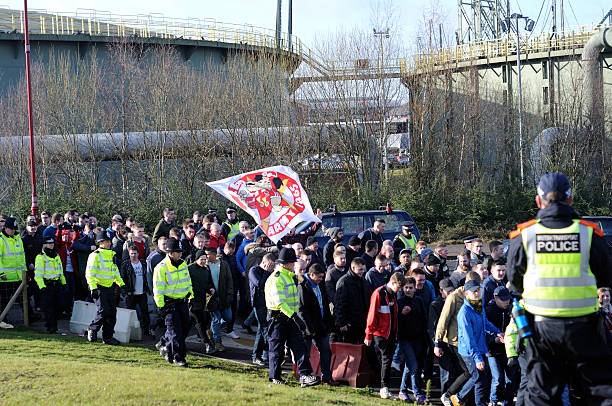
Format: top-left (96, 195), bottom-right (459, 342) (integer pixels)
top-left (85, 248), bottom-right (124, 290)
top-left (153, 256), bottom-right (193, 308)
top-left (521, 220), bottom-right (598, 317)
top-left (34, 252), bottom-right (66, 289)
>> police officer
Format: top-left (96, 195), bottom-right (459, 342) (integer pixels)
top-left (393, 222), bottom-right (418, 255)
top-left (506, 172), bottom-right (612, 405)
top-left (85, 230), bottom-right (125, 345)
top-left (34, 236), bottom-right (66, 333)
top-left (153, 237), bottom-right (193, 367)
top-left (221, 207), bottom-right (240, 240)
top-left (0, 216), bottom-right (26, 326)
top-left (265, 247), bottom-right (320, 387)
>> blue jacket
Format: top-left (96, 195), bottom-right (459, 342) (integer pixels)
top-left (458, 298), bottom-right (501, 363)
top-left (482, 275), bottom-right (506, 305)
top-left (236, 238), bottom-right (254, 275)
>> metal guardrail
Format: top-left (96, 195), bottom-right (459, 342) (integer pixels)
top-left (298, 23), bottom-right (611, 79)
top-left (0, 7), bottom-right (303, 55)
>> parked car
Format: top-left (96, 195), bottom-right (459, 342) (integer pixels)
top-left (583, 216), bottom-right (612, 247)
top-left (295, 208), bottom-right (421, 248)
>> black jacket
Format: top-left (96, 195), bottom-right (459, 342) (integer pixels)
top-left (298, 276), bottom-right (334, 337)
top-left (358, 228), bottom-right (384, 252)
top-left (397, 294), bottom-right (427, 341)
top-left (507, 203), bottom-right (612, 293)
top-left (484, 299), bottom-right (511, 355)
top-left (120, 259), bottom-right (150, 295)
top-left (324, 264), bottom-right (346, 306)
top-left (428, 295), bottom-right (445, 341)
top-left (334, 270), bottom-right (371, 330)
top-left (187, 262), bottom-right (214, 311)
top-left (20, 231), bottom-right (43, 271)
top-left (345, 247), bottom-right (361, 268)
top-left (323, 239), bottom-right (340, 267)
top-left (152, 219), bottom-right (176, 243)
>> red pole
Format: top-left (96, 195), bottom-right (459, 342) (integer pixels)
top-left (23, 0), bottom-right (38, 222)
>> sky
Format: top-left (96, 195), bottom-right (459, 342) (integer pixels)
top-left (4, 0), bottom-right (610, 51)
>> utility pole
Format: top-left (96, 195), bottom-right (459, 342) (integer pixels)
top-left (552, 0), bottom-right (557, 37)
top-left (373, 28), bottom-right (390, 183)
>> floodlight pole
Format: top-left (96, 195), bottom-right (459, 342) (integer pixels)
top-left (23, 0), bottom-right (38, 221)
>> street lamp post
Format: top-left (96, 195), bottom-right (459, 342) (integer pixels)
top-left (373, 28), bottom-right (390, 183)
top-left (507, 13), bottom-right (534, 187)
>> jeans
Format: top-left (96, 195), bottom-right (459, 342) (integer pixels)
top-left (305, 335), bottom-right (332, 381)
top-left (252, 305), bottom-right (268, 360)
top-left (398, 339), bottom-right (423, 396)
top-left (211, 306), bottom-right (232, 341)
top-left (458, 355), bottom-right (490, 406)
top-left (488, 353), bottom-right (507, 403)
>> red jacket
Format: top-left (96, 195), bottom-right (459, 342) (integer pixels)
top-left (365, 285), bottom-right (398, 341)
top-left (208, 234), bottom-right (227, 249)
top-left (55, 230), bottom-right (80, 277)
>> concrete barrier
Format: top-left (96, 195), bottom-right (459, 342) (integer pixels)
top-left (69, 300), bottom-right (140, 343)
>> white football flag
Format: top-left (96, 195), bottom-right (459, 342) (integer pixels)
top-left (206, 166), bottom-right (321, 243)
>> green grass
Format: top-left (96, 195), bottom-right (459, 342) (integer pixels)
top-left (0, 328), bottom-right (396, 405)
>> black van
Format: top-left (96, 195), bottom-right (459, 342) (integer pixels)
top-left (295, 209), bottom-right (421, 247)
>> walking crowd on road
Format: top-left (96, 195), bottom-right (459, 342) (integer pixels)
top-left (1, 172), bottom-right (612, 405)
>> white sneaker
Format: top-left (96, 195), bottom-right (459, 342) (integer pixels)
top-left (380, 387), bottom-right (397, 400)
top-left (0, 321), bottom-right (14, 329)
top-left (440, 393), bottom-right (452, 406)
top-left (226, 331), bottom-right (240, 339)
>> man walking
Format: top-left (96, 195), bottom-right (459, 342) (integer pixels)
top-left (265, 247), bottom-right (320, 387)
top-left (153, 237), bottom-right (193, 367)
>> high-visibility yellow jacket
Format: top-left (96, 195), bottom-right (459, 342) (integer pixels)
top-left (224, 220), bottom-right (240, 241)
top-left (0, 232), bottom-right (26, 282)
top-left (85, 248), bottom-right (124, 290)
top-left (153, 256), bottom-right (193, 308)
top-left (394, 233), bottom-right (417, 250)
top-left (520, 219), bottom-right (598, 317)
top-left (265, 264), bottom-right (298, 318)
top-left (34, 252), bottom-right (66, 289)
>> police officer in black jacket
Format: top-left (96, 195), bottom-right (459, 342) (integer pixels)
top-left (506, 173), bottom-right (612, 405)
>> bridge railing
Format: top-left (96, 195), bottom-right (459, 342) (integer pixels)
top-left (295, 23), bottom-right (610, 81)
top-left (0, 7), bottom-right (304, 56)
top-left (408, 23), bottom-right (610, 72)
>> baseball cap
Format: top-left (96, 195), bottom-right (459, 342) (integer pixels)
top-left (420, 248), bottom-right (433, 261)
top-left (399, 248), bottom-right (412, 257)
top-left (494, 286), bottom-right (512, 301)
top-left (27, 220), bottom-right (37, 227)
top-left (464, 279), bottom-right (481, 292)
top-left (439, 278), bottom-right (454, 292)
top-left (425, 254), bottom-right (441, 266)
top-left (537, 172), bottom-right (571, 202)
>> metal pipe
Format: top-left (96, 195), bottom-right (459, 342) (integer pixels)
top-left (582, 28), bottom-right (612, 136)
top-left (23, 0), bottom-right (38, 221)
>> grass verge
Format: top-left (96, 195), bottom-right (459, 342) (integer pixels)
top-left (0, 327), bottom-right (392, 405)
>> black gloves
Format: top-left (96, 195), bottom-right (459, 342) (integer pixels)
top-left (91, 289), bottom-right (100, 300)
